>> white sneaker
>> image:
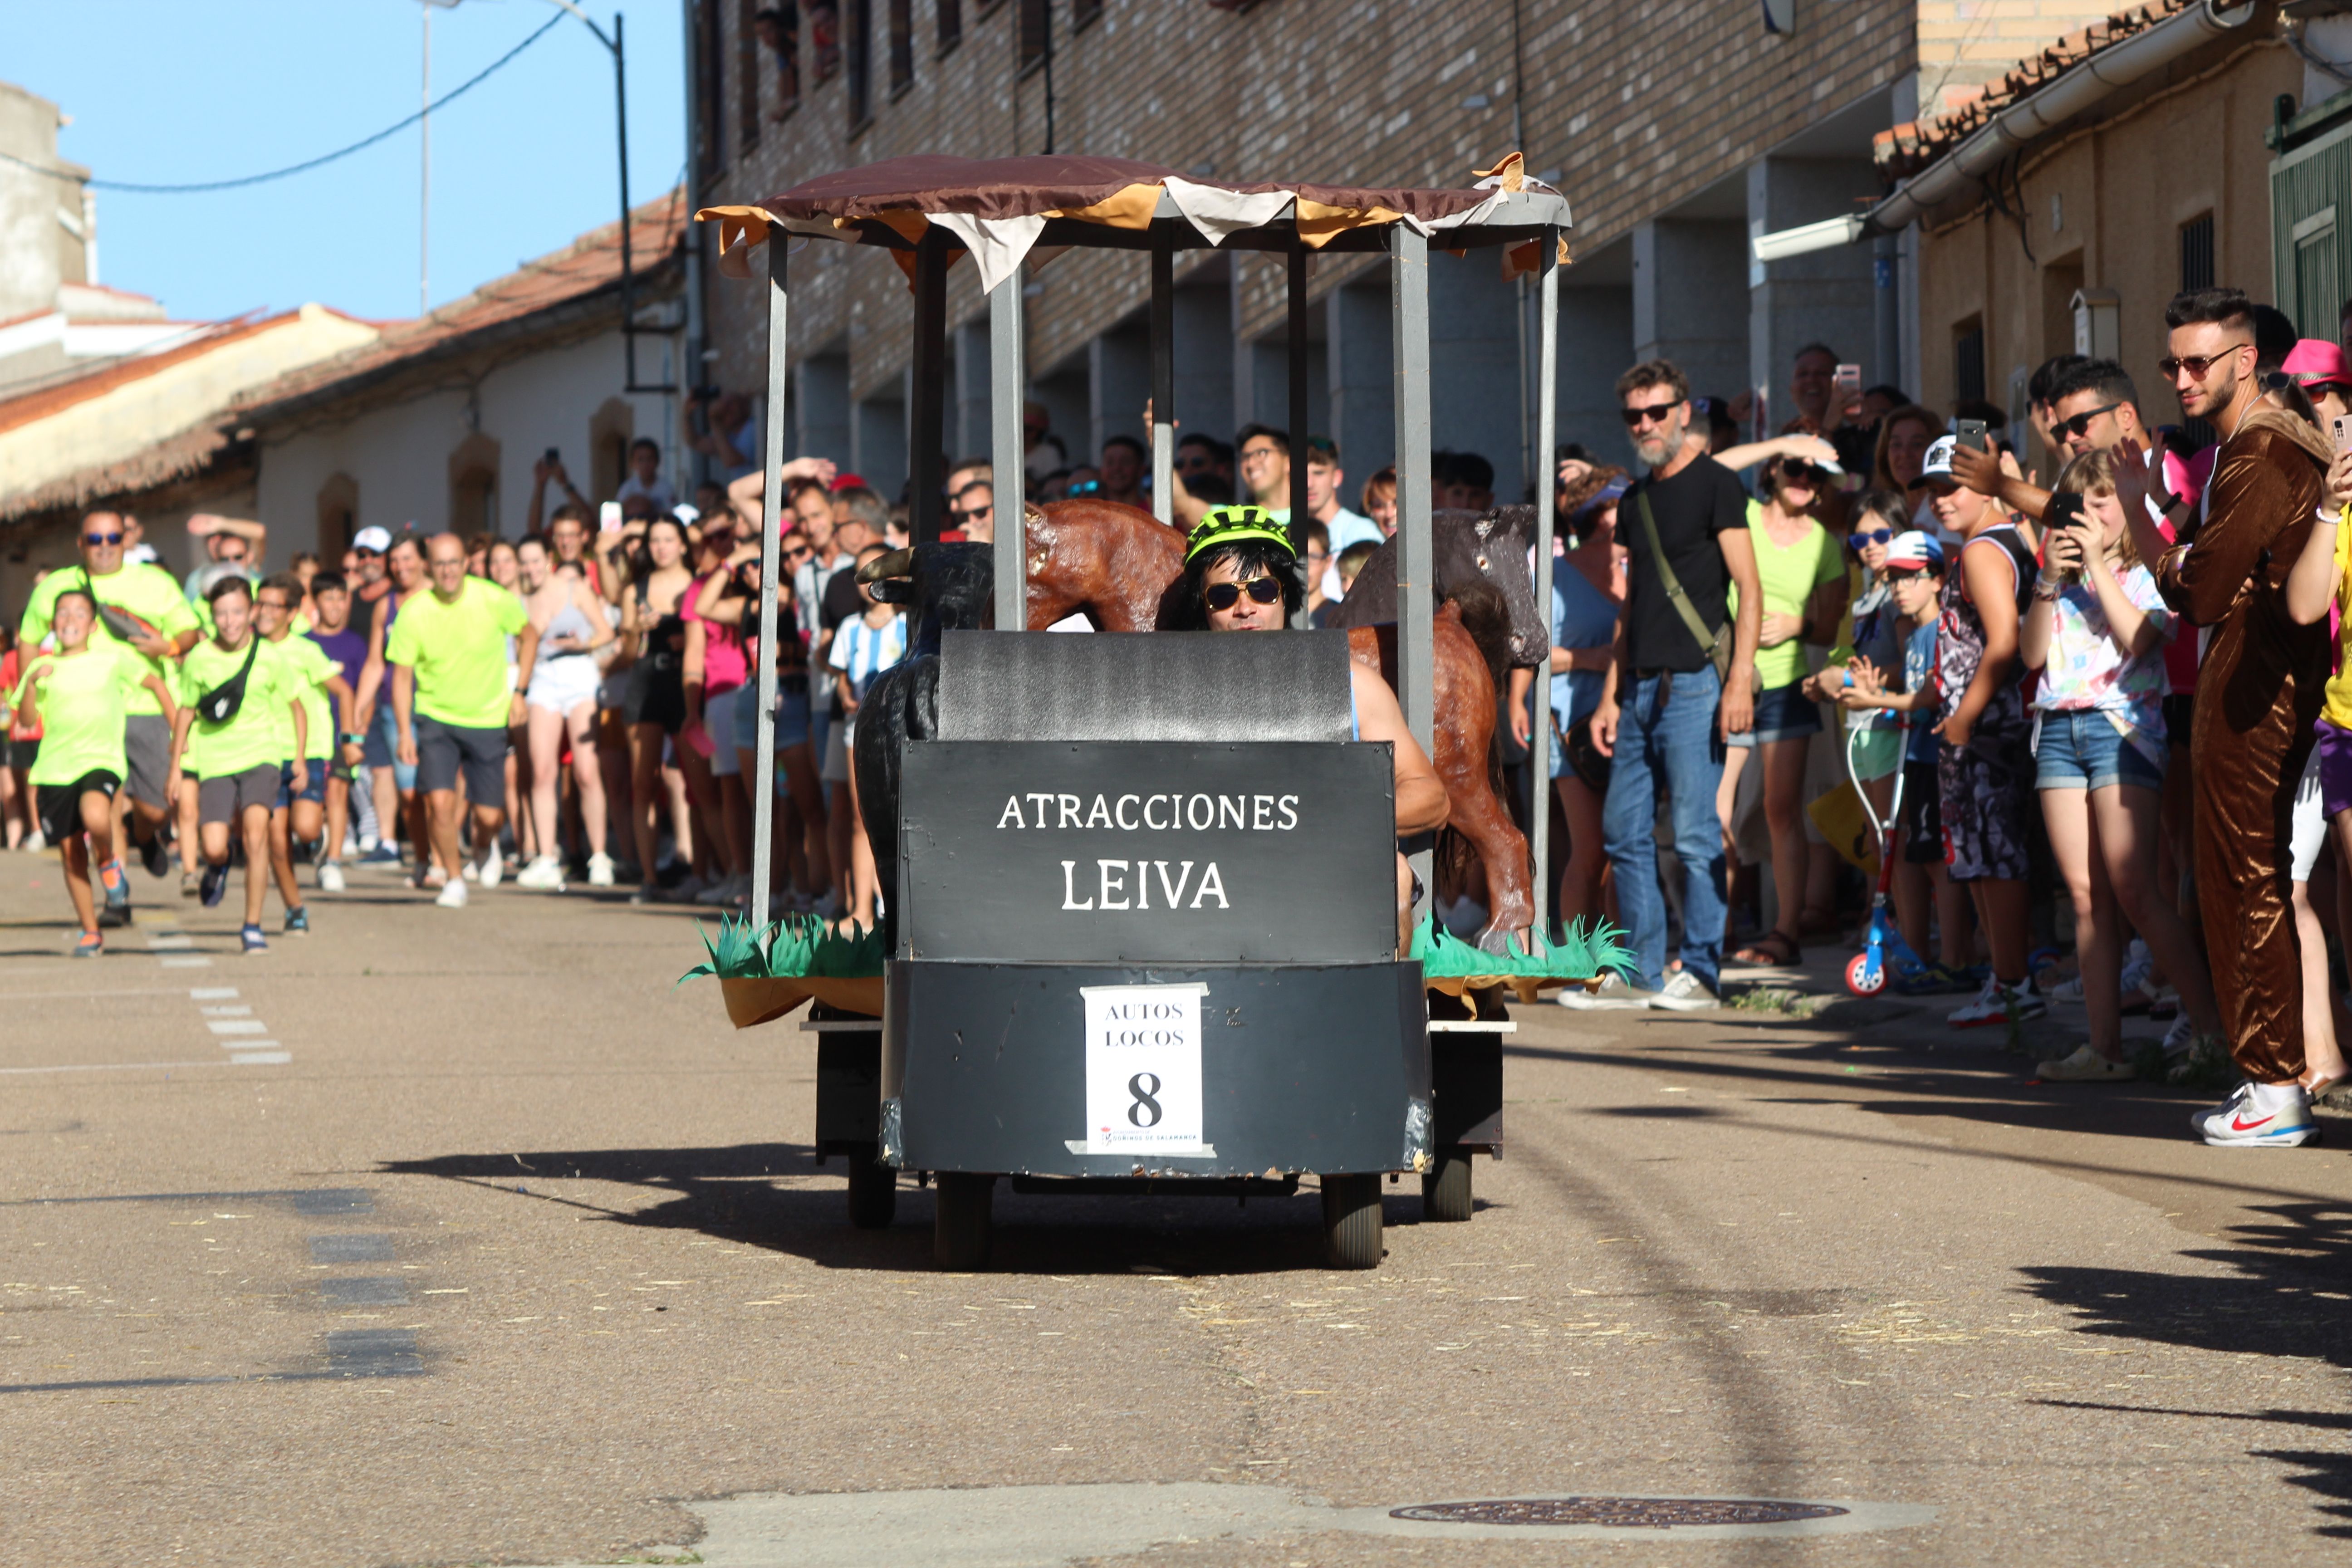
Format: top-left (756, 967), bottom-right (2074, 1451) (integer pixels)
top-left (461, 858), bottom-right (480, 883)
top-left (2045, 972), bottom-right (2086, 1004)
top-left (435, 878), bottom-right (469, 909)
top-left (514, 854), bottom-right (564, 890)
top-left (588, 852), bottom-right (616, 887)
top-left (2195, 1080), bottom-right (2319, 1147)
top-left (696, 873), bottom-right (744, 906)
top-left (358, 832), bottom-right (380, 854)
top-left (317, 860), bottom-right (346, 893)
top-left (1947, 975), bottom-right (2046, 1029)
top-left (1555, 973), bottom-right (1654, 1010)
top-left (22, 828), bottom-right (44, 853)
top-left (2160, 1013), bottom-right (2196, 1061)
top-left (1648, 969), bottom-right (1720, 1011)
top-left (477, 851), bottom-right (501, 888)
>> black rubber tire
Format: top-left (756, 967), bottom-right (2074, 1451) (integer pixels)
top-left (1421, 1148), bottom-right (1473, 1223)
top-left (933, 1172), bottom-right (994, 1270)
top-left (1320, 1173), bottom-right (1384, 1269)
top-left (845, 1143), bottom-right (897, 1230)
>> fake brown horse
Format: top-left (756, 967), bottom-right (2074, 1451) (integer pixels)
top-left (1022, 498), bottom-right (1534, 952)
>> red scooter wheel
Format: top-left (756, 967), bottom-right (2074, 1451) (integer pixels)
top-left (1845, 951), bottom-right (1886, 997)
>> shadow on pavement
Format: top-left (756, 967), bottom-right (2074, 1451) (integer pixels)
top-left (2020, 1199), bottom-right (2352, 1538)
top-left (379, 1142), bottom-right (1427, 1275)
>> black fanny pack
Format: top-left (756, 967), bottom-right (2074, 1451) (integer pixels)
top-left (81, 569), bottom-right (147, 644)
top-left (196, 637), bottom-right (261, 725)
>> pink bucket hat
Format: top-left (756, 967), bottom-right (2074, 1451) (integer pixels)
top-left (2283, 338), bottom-right (2352, 392)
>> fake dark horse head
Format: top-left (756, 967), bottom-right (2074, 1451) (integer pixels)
top-left (1323, 506), bottom-right (1546, 668)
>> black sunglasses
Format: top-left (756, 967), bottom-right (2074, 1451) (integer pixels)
top-left (1620, 399), bottom-right (1681, 428)
top-left (1202, 576), bottom-right (1284, 613)
top-left (2054, 400), bottom-right (2123, 438)
top-left (83, 532), bottom-right (125, 546)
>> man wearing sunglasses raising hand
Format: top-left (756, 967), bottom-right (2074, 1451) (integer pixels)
top-left (18, 510), bottom-right (202, 922)
top-left (1570, 359), bottom-right (1761, 1014)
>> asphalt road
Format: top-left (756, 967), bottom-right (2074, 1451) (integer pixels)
top-left (2, 860), bottom-right (2349, 1567)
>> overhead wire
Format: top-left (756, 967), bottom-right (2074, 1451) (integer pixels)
top-left (0, 11), bottom-right (564, 195)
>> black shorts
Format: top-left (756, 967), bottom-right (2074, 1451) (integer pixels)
top-left (5, 737), bottom-right (37, 773)
top-left (1897, 760), bottom-right (1943, 865)
top-left (2163, 692), bottom-right (2194, 752)
top-left (34, 770), bottom-right (119, 843)
top-left (197, 763), bottom-right (279, 827)
top-left (414, 714), bottom-right (508, 804)
top-left (622, 654), bottom-right (686, 734)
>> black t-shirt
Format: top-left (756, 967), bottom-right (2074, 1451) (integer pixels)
top-left (1622, 455), bottom-right (1746, 672)
top-left (820, 568), bottom-right (863, 634)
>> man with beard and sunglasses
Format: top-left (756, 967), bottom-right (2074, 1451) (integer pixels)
top-left (2111, 287), bottom-right (2334, 1147)
top-left (18, 510), bottom-right (202, 922)
top-left (1570, 360), bottom-right (1762, 1014)
top-left (1176, 505), bottom-right (1447, 953)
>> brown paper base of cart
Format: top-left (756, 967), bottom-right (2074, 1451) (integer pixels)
top-left (718, 975), bottom-right (886, 1029)
top-left (1425, 973), bottom-right (1604, 1007)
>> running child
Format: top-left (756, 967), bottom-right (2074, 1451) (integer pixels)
top-left (304, 569), bottom-right (368, 892)
top-left (172, 576), bottom-right (307, 953)
top-left (256, 573), bottom-right (348, 934)
top-left (10, 589), bottom-right (178, 956)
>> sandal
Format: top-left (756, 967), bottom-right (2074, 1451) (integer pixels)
top-left (1730, 929), bottom-right (1802, 967)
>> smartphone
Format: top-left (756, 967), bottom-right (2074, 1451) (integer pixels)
top-left (2333, 414), bottom-right (2352, 454)
top-left (1955, 418), bottom-right (1988, 453)
top-left (544, 446), bottom-right (561, 466)
top-left (1834, 363), bottom-right (1862, 404)
top-left (598, 500), bottom-right (623, 533)
top-left (2044, 491), bottom-right (2087, 531)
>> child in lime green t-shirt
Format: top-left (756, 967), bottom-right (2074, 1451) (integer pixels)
top-left (11, 588), bottom-right (178, 954)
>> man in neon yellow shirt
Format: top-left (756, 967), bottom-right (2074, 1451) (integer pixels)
top-left (172, 576), bottom-right (307, 953)
top-left (11, 588), bottom-right (180, 956)
top-left (255, 573), bottom-right (351, 936)
top-left (388, 533), bottom-right (537, 908)
top-left (19, 510), bottom-right (201, 918)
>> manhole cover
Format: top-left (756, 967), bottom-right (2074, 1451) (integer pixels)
top-left (1390, 1497), bottom-right (1850, 1529)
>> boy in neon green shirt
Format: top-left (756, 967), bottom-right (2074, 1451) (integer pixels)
top-left (255, 573), bottom-right (351, 934)
top-left (171, 576), bottom-right (307, 953)
top-left (11, 588), bottom-right (180, 955)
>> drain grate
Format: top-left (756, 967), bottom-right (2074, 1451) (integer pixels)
top-left (1391, 1497), bottom-right (1850, 1529)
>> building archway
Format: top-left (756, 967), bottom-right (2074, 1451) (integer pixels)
top-left (448, 432), bottom-right (502, 538)
top-left (588, 397), bottom-right (633, 503)
top-left (315, 472), bottom-right (358, 561)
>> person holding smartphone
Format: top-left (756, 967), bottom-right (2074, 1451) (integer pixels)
top-left (2019, 450), bottom-right (2222, 1081)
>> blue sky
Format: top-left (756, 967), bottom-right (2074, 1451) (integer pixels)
top-left (12, 0), bottom-right (685, 323)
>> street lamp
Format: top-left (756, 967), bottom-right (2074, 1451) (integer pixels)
top-left (536, 1), bottom-right (673, 393)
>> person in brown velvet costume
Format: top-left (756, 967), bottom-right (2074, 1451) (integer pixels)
top-left (2120, 288), bottom-right (2332, 1146)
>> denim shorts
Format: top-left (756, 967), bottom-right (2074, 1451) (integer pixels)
top-left (1724, 680), bottom-right (1824, 749)
top-left (2033, 710), bottom-right (2165, 792)
top-left (731, 682), bottom-right (813, 754)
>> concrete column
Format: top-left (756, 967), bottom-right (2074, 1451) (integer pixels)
top-left (1632, 219), bottom-right (1748, 408)
top-left (794, 349), bottom-right (851, 470)
top-left (1557, 284), bottom-right (1636, 460)
top-left (1328, 279), bottom-right (1393, 488)
top-left (1746, 156), bottom-right (1882, 404)
top-left (1172, 281), bottom-right (1232, 443)
top-left (954, 320), bottom-right (991, 463)
top-left (1428, 247), bottom-right (1523, 500)
top-left (1088, 324), bottom-right (1149, 468)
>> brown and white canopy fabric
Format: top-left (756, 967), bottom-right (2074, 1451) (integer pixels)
top-left (696, 152), bottom-right (1571, 292)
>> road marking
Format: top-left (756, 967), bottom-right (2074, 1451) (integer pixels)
top-left (160, 957), bottom-right (211, 968)
top-left (206, 1020), bottom-right (268, 1036)
top-left (189, 987), bottom-right (239, 1000)
top-left (144, 935), bottom-right (192, 951)
top-left (229, 1051), bottom-right (291, 1065)
top-left (0, 1059), bottom-right (282, 1075)
top-left (199, 1004), bottom-right (251, 1016)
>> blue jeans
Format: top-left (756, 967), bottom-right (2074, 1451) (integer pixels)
top-left (1601, 664), bottom-right (1728, 993)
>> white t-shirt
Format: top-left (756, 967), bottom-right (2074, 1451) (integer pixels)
top-left (616, 473), bottom-right (676, 513)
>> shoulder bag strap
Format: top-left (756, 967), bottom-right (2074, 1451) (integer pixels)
top-left (1634, 488), bottom-right (1732, 682)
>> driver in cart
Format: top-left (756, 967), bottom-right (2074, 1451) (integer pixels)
top-left (1172, 505), bottom-right (1449, 953)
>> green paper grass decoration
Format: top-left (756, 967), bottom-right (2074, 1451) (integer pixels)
top-left (678, 913), bottom-right (887, 984)
top-left (1408, 913), bottom-right (1634, 982)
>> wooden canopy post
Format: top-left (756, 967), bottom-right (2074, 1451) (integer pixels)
top-left (1150, 233), bottom-right (1175, 527)
top-left (908, 229), bottom-right (951, 546)
top-left (750, 233), bottom-right (790, 929)
top-left (990, 268), bottom-right (1026, 632)
top-left (1530, 225), bottom-right (1559, 944)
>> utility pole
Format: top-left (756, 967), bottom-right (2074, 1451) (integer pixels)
top-left (419, 0), bottom-right (462, 316)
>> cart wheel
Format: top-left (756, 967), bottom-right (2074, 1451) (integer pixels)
top-left (1845, 951), bottom-right (1886, 998)
top-left (933, 1173), bottom-right (993, 1270)
top-left (845, 1143), bottom-right (897, 1230)
top-left (1321, 1174), bottom-right (1384, 1269)
top-left (1421, 1149), bottom-right (1473, 1223)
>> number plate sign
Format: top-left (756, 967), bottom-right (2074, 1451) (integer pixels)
top-left (1076, 982), bottom-right (1209, 1155)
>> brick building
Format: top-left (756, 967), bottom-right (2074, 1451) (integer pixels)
top-left (684, 0), bottom-right (2133, 501)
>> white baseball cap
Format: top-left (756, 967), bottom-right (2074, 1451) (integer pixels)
top-left (352, 525), bottom-right (392, 553)
top-left (1919, 435), bottom-right (1960, 488)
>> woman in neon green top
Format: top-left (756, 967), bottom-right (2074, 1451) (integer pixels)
top-left (11, 589), bottom-right (179, 955)
top-left (1718, 456), bottom-right (1847, 969)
